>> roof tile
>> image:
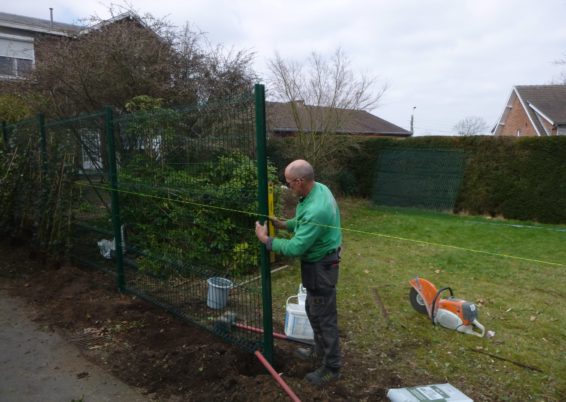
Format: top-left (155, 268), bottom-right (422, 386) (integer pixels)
top-left (266, 101), bottom-right (411, 136)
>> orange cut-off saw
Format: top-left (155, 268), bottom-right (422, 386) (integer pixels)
top-left (409, 276), bottom-right (485, 337)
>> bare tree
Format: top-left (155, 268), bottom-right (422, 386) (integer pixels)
top-left (267, 48), bottom-right (387, 168)
top-left (453, 116), bottom-right (489, 136)
top-left (13, 8), bottom-right (256, 117)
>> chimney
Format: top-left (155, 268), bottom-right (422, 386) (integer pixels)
top-left (49, 8), bottom-right (53, 30)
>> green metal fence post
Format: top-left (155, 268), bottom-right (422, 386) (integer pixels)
top-left (255, 84), bottom-right (274, 362)
top-left (104, 106), bottom-right (125, 291)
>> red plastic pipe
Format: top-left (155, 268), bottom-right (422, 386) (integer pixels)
top-left (236, 323), bottom-right (286, 339)
top-left (255, 350), bottom-right (301, 402)
top-left (235, 323), bottom-right (313, 345)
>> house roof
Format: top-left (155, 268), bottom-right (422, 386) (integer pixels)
top-left (493, 85), bottom-right (566, 136)
top-left (515, 85), bottom-right (566, 126)
top-left (266, 101), bottom-right (411, 137)
top-left (78, 12), bottom-right (148, 35)
top-left (0, 12), bottom-right (82, 37)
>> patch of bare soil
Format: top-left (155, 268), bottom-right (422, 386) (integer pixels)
top-left (0, 239), bottom-right (400, 401)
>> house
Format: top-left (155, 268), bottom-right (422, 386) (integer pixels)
top-left (0, 11), bottom-right (153, 171)
top-left (267, 101), bottom-right (412, 138)
top-left (0, 11), bottom-right (150, 82)
top-left (0, 11), bottom-right (82, 80)
top-left (493, 85), bottom-right (566, 136)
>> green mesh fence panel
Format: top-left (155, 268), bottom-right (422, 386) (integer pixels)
top-left (111, 94), bottom-right (267, 351)
top-left (1, 90), bottom-right (272, 355)
top-left (373, 148), bottom-right (466, 211)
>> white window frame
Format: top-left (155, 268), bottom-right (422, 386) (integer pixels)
top-left (80, 129), bottom-right (104, 172)
top-left (0, 33), bottom-right (35, 79)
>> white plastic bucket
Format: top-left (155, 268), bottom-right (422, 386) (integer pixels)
top-left (284, 295), bottom-right (314, 340)
top-left (207, 277), bottom-right (233, 309)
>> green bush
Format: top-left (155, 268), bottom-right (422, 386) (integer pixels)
top-left (457, 136), bottom-right (566, 223)
top-left (0, 94), bottom-right (32, 123)
top-left (119, 152), bottom-right (279, 278)
top-left (343, 135), bottom-right (566, 224)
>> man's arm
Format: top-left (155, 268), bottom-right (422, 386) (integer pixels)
top-left (271, 215), bottom-right (321, 257)
top-left (269, 216), bottom-right (287, 230)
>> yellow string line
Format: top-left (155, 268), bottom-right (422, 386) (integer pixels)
top-left (76, 182), bottom-right (566, 268)
top-left (78, 182), bottom-right (259, 217)
top-left (340, 225), bottom-right (566, 267)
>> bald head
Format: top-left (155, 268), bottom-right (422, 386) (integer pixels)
top-left (285, 159), bottom-right (314, 182)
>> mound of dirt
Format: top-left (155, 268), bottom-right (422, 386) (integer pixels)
top-left (0, 239), bottom-right (397, 401)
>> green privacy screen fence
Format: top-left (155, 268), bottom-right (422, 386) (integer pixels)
top-left (1, 85), bottom-right (274, 360)
top-left (372, 147), bottom-right (466, 211)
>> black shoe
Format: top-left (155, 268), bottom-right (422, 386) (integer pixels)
top-left (305, 366), bottom-right (341, 386)
top-left (294, 347), bottom-right (319, 361)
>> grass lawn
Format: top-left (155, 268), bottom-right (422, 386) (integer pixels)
top-left (271, 198), bottom-right (566, 401)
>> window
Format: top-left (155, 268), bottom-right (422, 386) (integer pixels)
top-left (0, 56), bottom-right (12, 75)
top-left (0, 57), bottom-right (34, 77)
top-left (0, 34), bottom-right (35, 78)
top-left (80, 129), bottom-right (104, 172)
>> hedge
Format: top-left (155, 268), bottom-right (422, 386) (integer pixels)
top-left (268, 135), bottom-right (566, 224)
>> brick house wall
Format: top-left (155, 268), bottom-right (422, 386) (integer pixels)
top-left (494, 85), bottom-right (566, 136)
top-left (498, 95), bottom-right (536, 136)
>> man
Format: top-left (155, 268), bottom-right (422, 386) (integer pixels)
top-left (255, 159), bottom-right (342, 386)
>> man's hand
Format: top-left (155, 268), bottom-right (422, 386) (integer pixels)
top-left (269, 216), bottom-right (287, 230)
top-left (255, 221), bottom-right (268, 244)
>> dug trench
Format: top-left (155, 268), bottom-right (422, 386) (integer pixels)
top-left (0, 239), bottom-right (405, 401)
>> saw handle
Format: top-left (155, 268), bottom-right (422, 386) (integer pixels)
top-left (430, 287), bottom-right (453, 325)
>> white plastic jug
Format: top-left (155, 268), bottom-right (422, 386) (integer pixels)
top-left (284, 295), bottom-right (314, 340)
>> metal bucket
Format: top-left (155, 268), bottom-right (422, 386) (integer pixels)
top-left (207, 277), bottom-right (233, 309)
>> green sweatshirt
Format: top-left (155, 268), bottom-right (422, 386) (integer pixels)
top-left (272, 182), bottom-right (342, 262)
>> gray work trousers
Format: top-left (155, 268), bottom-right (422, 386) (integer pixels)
top-left (301, 251), bottom-right (341, 371)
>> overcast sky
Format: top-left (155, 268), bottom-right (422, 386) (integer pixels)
top-left (4, 0), bottom-right (566, 135)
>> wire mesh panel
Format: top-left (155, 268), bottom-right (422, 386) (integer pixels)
top-left (0, 88), bottom-right (272, 356)
top-left (110, 92), bottom-right (269, 352)
top-left (373, 148), bottom-right (466, 211)
top-left (44, 112), bottom-right (116, 267)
